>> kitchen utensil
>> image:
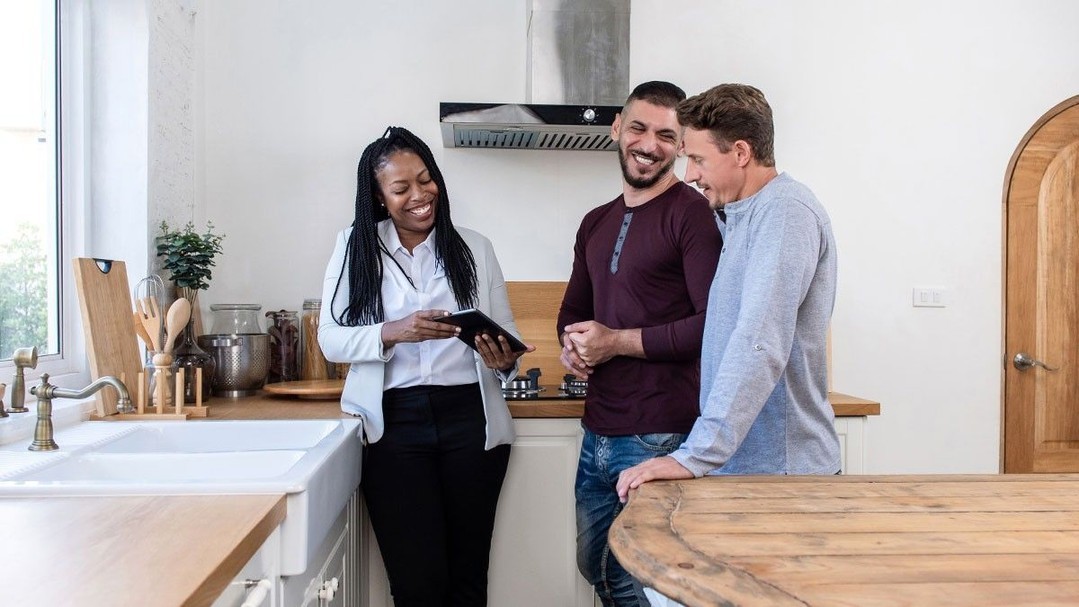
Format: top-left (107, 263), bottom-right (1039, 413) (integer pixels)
top-left (197, 333), bottom-right (270, 397)
top-left (72, 258), bottom-right (142, 416)
top-left (133, 274), bottom-right (166, 350)
top-left (135, 297), bottom-right (162, 352)
top-left (132, 312), bottom-right (154, 350)
top-left (263, 379), bottom-right (345, 400)
top-left (162, 298), bottom-right (192, 353)
top-left (209, 303), bottom-right (262, 334)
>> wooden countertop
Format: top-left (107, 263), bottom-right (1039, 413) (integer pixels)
top-left (610, 474), bottom-right (1079, 606)
top-left (0, 493), bottom-right (285, 607)
top-left (206, 390), bottom-right (879, 419)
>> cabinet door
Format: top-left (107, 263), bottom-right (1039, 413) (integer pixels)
top-left (488, 418), bottom-right (594, 607)
top-left (833, 417), bottom-right (866, 474)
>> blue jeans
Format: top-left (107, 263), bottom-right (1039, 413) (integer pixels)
top-left (575, 426), bottom-right (687, 607)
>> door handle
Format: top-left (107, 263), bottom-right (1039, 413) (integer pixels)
top-left (1013, 352), bottom-right (1059, 372)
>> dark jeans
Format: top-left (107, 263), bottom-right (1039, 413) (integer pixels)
top-left (363, 383), bottom-right (511, 607)
top-left (576, 426), bottom-right (687, 607)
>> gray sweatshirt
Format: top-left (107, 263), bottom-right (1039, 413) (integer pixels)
top-left (669, 172), bottom-right (841, 476)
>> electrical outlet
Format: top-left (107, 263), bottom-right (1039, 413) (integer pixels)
top-left (912, 287), bottom-right (948, 308)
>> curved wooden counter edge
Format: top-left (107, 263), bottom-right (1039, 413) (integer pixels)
top-left (213, 391), bottom-right (880, 420)
top-left (609, 482), bottom-right (804, 607)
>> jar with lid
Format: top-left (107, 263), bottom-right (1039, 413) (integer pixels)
top-left (266, 310), bottom-right (300, 383)
top-left (301, 299), bottom-right (334, 380)
top-left (210, 304), bottom-right (263, 335)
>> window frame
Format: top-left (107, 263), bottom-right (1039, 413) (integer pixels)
top-left (0, 0), bottom-right (90, 394)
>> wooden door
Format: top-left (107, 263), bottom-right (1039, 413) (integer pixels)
top-left (1003, 95), bottom-right (1079, 472)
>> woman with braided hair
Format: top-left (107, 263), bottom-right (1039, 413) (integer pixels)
top-left (318, 126), bottom-right (532, 606)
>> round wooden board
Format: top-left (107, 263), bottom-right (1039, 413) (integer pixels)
top-left (262, 379), bottom-right (344, 400)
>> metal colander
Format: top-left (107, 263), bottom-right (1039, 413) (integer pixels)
top-left (197, 333), bottom-right (270, 397)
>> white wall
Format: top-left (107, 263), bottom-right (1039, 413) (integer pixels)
top-left (195, 0), bottom-right (1079, 474)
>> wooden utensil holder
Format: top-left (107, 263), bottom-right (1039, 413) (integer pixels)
top-left (91, 354), bottom-right (210, 420)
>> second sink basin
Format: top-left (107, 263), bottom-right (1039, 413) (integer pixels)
top-left (19, 450), bottom-right (306, 482)
top-left (91, 419), bottom-right (340, 453)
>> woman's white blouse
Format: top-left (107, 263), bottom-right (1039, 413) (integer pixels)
top-left (379, 223), bottom-right (479, 389)
top-left (317, 220), bottom-right (519, 449)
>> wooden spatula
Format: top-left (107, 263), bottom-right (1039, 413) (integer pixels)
top-left (162, 298), bottom-right (192, 353)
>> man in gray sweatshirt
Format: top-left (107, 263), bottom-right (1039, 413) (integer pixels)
top-left (616, 83), bottom-right (841, 500)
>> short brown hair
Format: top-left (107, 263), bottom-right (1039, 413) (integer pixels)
top-left (677, 84), bottom-right (775, 167)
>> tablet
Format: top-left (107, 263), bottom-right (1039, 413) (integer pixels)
top-left (435, 309), bottom-right (528, 353)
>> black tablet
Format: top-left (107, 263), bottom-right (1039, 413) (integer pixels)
top-left (436, 309), bottom-right (528, 353)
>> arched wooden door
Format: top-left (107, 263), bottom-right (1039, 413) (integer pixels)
top-left (1003, 95), bottom-right (1079, 472)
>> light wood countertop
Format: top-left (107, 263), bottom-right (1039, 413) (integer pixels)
top-left (610, 474), bottom-right (1079, 606)
top-left (0, 494), bottom-right (285, 607)
top-left (207, 390), bottom-right (879, 420)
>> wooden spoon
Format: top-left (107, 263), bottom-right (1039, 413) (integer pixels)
top-left (162, 297), bottom-right (192, 353)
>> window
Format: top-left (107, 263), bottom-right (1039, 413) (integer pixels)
top-left (0, 0), bottom-right (85, 385)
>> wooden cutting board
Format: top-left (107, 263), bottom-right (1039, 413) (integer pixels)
top-left (73, 258), bottom-right (143, 416)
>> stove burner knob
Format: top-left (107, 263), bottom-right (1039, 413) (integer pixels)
top-left (582, 108), bottom-right (597, 123)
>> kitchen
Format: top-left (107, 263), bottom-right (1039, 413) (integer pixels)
top-left (2, 0), bottom-right (1078, 605)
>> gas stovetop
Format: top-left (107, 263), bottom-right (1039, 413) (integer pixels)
top-left (502, 386), bottom-right (583, 401)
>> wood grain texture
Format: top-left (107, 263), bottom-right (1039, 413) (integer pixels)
top-left (73, 258), bottom-right (143, 416)
top-left (611, 474), bottom-right (1079, 606)
top-left (506, 281), bottom-right (569, 385)
top-left (1003, 96), bottom-right (1079, 473)
top-left (0, 494), bottom-right (285, 607)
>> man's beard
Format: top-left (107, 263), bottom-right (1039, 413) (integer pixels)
top-left (618, 146), bottom-right (675, 189)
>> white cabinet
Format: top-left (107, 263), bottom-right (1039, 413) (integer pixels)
top-left (361, 418), bottom-right (593, 607)
top-left (280, 488), bottom-right (361, 607)
top-left (488, 418), bottom-right (594, 607)
top-left (212, 527), bottom-right (282, 607)
top-left (834, 416), bottom-right (867, 474)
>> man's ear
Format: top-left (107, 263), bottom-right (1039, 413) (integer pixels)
top-left (610, 112), bottom-right (622, 141)
top-left (734, 140), bottom-right (754, 167)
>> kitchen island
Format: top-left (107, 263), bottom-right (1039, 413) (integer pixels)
top-left (610, 474), bottom-right (1079, 607)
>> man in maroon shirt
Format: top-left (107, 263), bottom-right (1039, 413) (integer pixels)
top-left (558, 81), bottom-right (722, 606)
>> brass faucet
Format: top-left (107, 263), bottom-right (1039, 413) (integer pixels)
top-left (28, 374), bottom-right (132, 451)
top-left (9, 346), bottom-right (38, 413)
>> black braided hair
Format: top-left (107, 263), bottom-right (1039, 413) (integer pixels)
top-left (331, 126), bottom-right (478, 326)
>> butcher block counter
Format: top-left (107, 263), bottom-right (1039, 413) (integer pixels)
top-left (610, 474), bottom-right (1079, 607)
top-left (0, 494), bottom-right (285, 607)
top-left (208, 390), bottom-right (879, 420)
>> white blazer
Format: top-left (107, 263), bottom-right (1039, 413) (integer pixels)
top-left (318, 224), bottom-right (519, 449)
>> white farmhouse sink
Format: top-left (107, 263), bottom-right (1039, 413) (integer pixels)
top-left (91, 419), bottom-right (340, 453)
top-left (0, 419), bottom-right (363, 576)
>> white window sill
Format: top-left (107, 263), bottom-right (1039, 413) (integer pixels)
top-left (0, 398), bottom-right (96, 446)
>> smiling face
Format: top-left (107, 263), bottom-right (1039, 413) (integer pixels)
top-left (612, 99), bottom-right (681, 190)
top-left (375, 150), bottom-right (439, 248)
top-left (682, 127), bottom-right (747, 209)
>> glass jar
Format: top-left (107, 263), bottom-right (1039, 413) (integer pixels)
top-left (266, 310), bottom-right (300, 383)
top-left (301, 299), bottom-right (333, 381)
top-left (210, 304), bottom-right (263, 334)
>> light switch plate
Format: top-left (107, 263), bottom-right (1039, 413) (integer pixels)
top-left (912, 287), bottom-right (948, 308)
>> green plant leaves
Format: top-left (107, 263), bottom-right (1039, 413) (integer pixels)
top-left (156, 221), bottom-right (225, 291)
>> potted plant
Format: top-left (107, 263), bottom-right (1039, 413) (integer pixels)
top-left (156, 221), bottom-right (225, 402)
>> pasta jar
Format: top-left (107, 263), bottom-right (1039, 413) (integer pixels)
top-left (301, 299), bottom-right (333, 381)
top-left (265, 310), bottom-right (300, 383)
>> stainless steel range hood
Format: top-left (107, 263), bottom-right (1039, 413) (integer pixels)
top-left (440, 0), bottom-right (629, 151)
